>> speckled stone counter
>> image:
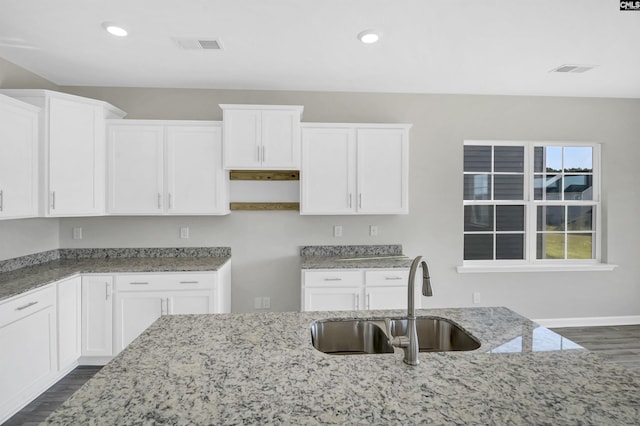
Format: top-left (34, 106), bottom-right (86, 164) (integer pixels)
top-left (44, 307), bottom-right (640, 425)
top-left (301, 244), bottom-right (413, 269)
top-left (0, 248), bottom-right (231, 302)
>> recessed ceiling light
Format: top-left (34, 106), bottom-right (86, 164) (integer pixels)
top-left (358, 30), bottom-right (380, 44)
top-left (549, 64), bottom-right (597, 74)
top-left (102, 22), bottom-right (128, 37)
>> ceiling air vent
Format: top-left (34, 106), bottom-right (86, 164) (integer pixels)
top-left (550, 64), bottom-right (597, 74)
top-left (173, 38), bottom-right (223, 50)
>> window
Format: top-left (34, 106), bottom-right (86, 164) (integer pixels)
top-left (463, 141), bottom-right (601, 266)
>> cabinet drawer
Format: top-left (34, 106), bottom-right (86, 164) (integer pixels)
top-left (365, 269), bottom-right (409, 286)
top-left (115, 273), bottom-right (216, 292)
top-left (0, 285), bottom-right (56, 328)
top-left (303, 270), bottom-right (363, 287)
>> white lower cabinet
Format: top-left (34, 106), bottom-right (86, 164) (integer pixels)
top-left (81, 275), bottom-right (114, 362)
top-left (0, 285), bottom-right (57, 424)
top-left (114, 291), bottom-right (165, 353)
top-left (113, 268), bottom-right (230, 353)
top-left (0, 265), bottom-right (231, 422)
top-left (303, 287), bottom-right (361, 311)
top-left (56, 276), bottom-right (81, 373)
top-left (301, 268), bottom-right (416, 312)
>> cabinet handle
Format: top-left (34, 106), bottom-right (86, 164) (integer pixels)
top-left (355, 294), bottom-right (360, 310)
top-left (16, 301), bottom-right (38, 311)
top-left (366, 293), bottom-right (371, 310)
top-left (323, 277), bottom-right (342, 281)
top-left (129, 281), bottom-right (149, 285)
top-left (385, 277), bottom-right (404, 280)
top-left (179, 281), bottom-right (199, 284)
top-left (348, 193), bottom-right (352, 208)
top-left (51, 191), bottom-right (56, 210)
top-left (105, 283), bottom-right (111, 300)
top-left (157, 193), bottom-right (162, 209)
top-left (168, 193), bottom-right (173, 209)
top-left (0, 189), bottom-right (3, 212)
top-left (359, 193), bottom-right (362, 209)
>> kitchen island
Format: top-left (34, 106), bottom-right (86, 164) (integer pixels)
top-left (44, 307), bottom-right (640, 425)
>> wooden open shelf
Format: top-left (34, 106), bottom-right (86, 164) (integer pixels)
top-left (229, 202), bottom-right (300, 211)
top-left (229, 170), bottom-right (299, 181)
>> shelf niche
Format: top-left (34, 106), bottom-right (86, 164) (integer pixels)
top-left (229, 170), bottom-right (300, 211)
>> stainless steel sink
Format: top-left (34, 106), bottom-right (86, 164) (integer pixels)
top-left (387, 317), bottom-right (480, 352)
top-left (310, 317), bottom-right (479, 355)
top-left (310, 319), bottom-right (394, 355)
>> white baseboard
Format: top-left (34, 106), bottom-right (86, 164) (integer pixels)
top-left (78, 356), bottom-right (112, 366)
top-left (534, 315), bottom-right (640, 328)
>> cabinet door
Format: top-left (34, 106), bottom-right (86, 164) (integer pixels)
top-left (261, 110), bottom-right (300, 169)
top-left (365, 286), bottom-right (408, 310)
top-left (357, 129), bottom-right (409, 214)
top-left (57, 276), bottom-right (81, 372)
top-left (166, 125), bottom-right (228, 214)
top-left (223, 109), bottom-right (261, 169)
top-left (81, 276), bottom-right (113, 358)
top-left (300, 127), bottom-right (356, 214)
top-left (114, 292), bottom-right (164, 353)
top-left (168, 291), bottom-right (214, 314)
top-left (48, 98), bottom-right (102, 216)
top-left (0, 96), bottom-right (38, 219)
top-left (303, 287), bottom-right (362, 312)
top-left (107, 124), bottom-right (164, 214)
top-left (356, 128), bottom-right (409, 214)
top-left (0, 288), bottom-right (56, 423)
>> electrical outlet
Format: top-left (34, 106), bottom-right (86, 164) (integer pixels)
top-left (473, 292), bottom-right (481, 304)
top-left (262, 297), bottom-right (271, 309)
top-left (333, 225), bottom-right (343, 237)
top-left (254, 297), bottom-right (262, 309)
top-left (72, 227), bottom-right (83, 240)
top-left (180, 227), bottom-right (189, 239)
top-left (369, 225), bottom-right (378, 236)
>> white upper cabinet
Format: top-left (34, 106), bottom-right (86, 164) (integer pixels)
top-left (0, 94), bottom-right (39, 220)
top-left (107, 120), bottom-right (229, 215)
top-left (166, 125), bottom-right (227, 214)
top-left (300, 127), bottom-right (356, 214)
top-left (0, 90), bottom-right (126, 217)
top-left (221, 104), bottom-right (303, 170)
top-left (356, 128), bottom-right (409, 214)
top-left (300, 124), bottom-right (410, 215)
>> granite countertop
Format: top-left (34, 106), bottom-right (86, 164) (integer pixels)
top-left (0, 248), bottom-right (231, 302)
top-left (44, 307), bottom-right (640, 425)
top-left (300, 244), bottom-right (414, 269)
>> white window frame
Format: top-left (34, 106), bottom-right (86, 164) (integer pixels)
top-left (458, 140), bottom-right (616, 273)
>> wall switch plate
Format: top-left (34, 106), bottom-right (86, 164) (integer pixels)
top-left (473, 292), bottom-right (481, 304)
top-left (333, 225), bottom-right (343, 237)
top-left (262, 297), bottom-right (271, 309)
top-left (369, 225), bottom-right (378, 236)
top-left (180, 227), bottom-right (189, 239)
top-left (72, 227), bottom-right (83, 240)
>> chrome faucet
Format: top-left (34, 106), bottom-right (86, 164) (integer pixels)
top-left (391, 256), bottom-right (433, 366)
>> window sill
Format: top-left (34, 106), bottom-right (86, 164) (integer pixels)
top-left (456, 263), bottom-right (618, 273)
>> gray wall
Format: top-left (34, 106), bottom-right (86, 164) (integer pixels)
top-left (1, 56), bottom-right (639, 319)
top-left (55, 86), bottom-right (640, 319)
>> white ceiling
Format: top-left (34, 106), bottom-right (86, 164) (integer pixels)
top-left (0, 0), bottom-right (638, 98)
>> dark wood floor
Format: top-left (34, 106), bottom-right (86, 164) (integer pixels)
top-left (551, 324), bottom-right (640, 374)
top-left (4, 325), bottom-right (640, 425)
top-left (3, 366), bottom-right (101, 426)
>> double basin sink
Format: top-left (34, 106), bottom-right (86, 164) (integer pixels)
top-left (311, 316), bottom-right (480, 355)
